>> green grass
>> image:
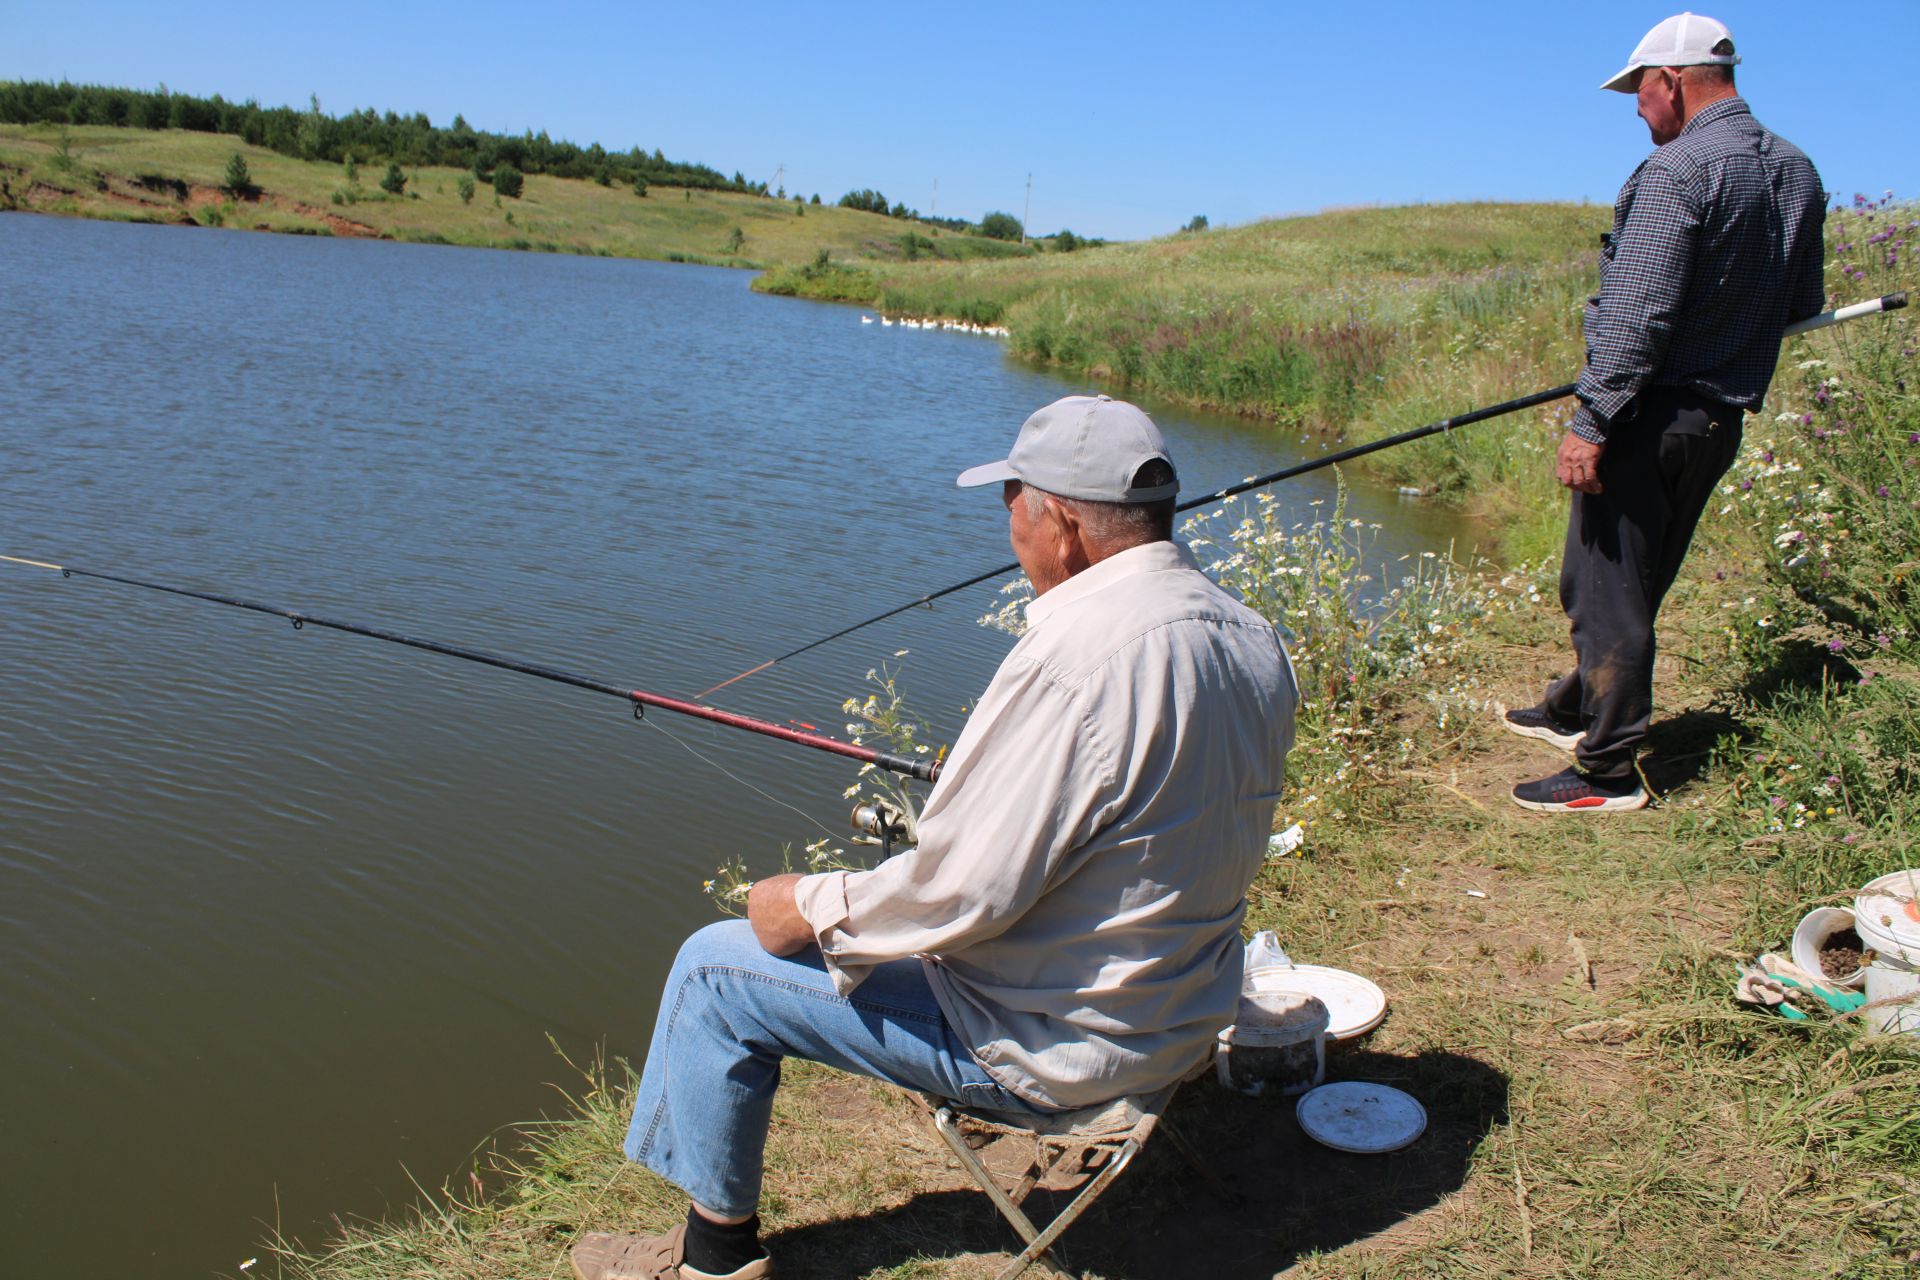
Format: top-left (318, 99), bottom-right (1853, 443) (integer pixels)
top-left (0, 122), bottom-right (1015, 268)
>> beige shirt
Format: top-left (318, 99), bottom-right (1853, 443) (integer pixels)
top-left (793, 540), bottom-right (1296, 1109)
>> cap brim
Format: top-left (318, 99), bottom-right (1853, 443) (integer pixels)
top-left (1600, 62), bottom-right (1641, 92)
top-left (956, 459), bottom-right (1018, 488)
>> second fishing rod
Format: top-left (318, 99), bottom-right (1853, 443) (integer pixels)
top-left (695, 290), bottom-right (1908, 700)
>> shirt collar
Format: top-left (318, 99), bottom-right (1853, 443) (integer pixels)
top-left (1680, 96), bottom-right (1750, 138)
top-left (1024, 539), bottom-right (1196, 628)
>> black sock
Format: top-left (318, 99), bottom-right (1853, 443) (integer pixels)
top-left (682, 1208), bottom-right (763, 1275)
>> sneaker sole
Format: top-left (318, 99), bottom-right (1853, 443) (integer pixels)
top-left (1497, 703), bottom-right (1584, 751)
top-left (1504, 721), bottom-right (1585, 751)
top-left (1509, 789), bottom-right (1648, 813)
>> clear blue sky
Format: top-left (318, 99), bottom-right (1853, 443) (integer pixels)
top-left (5, 0), bottom-right (1914, 240)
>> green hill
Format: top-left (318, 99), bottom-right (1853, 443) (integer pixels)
top-left (0, 121), bottom-right (1023, 268)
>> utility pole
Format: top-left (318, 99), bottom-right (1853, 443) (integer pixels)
top-left (930, 178), bottom-right (938, 219)
top-left (771, 163), bottom-right (784, 197)
top-left (1021, 173), bottom-right (1031, 245)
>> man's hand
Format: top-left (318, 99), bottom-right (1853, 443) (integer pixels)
top-left (1556, 431), bottom-right (1606, 494)
top-left (747, 872), bottom-right (815, 957)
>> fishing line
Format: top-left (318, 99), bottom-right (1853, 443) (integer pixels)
top-left (0, 555), bottom-right (939, 781)
top-left (632, 710), bottom-right (841, 842)
top-left (695, 291), bottom-right (1908, 699)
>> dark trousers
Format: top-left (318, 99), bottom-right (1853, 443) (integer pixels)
top-left (1540, 387), bottom-right (1743, 780)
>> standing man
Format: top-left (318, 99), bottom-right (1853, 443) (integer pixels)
top-left (1506, 13), bottom-right (1825, 812)
top-left (572, 395), bottom-right (1297, 1280)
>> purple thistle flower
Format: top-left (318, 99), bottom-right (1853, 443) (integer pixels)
top-left (1828, 638), bottom-right (1845, 654)
top-left (1879, 485), bottom-right (1890, 497)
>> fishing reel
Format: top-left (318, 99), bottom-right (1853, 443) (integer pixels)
top-left (850, 800), bottom-right (912, 859)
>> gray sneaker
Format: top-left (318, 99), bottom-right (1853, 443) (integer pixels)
top-left (1501, 705), bottom-right (1584, 751)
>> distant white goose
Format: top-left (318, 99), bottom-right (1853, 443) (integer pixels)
top-left (880, 316), bottom-right (894, 327)
top-left (860, 314), bottom-right (874, 324)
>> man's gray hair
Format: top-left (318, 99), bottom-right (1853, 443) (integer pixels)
top-left (1021, 459), bottom-right (1177, 547)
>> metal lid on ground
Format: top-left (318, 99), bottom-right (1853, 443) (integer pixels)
top-left (1296, 1081), bottom-right (1429, 1154)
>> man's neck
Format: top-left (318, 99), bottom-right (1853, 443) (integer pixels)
top-left (1680, 87), bottom-right (1740, 130)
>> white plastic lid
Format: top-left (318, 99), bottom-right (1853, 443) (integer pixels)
top-left (1245, 964), bottom-right (1388, 1041)
top-left (1855, 869), bottom-right (1920, 960)
top-left (1224, 992), bottom-right (1330, 1047)
top-left (1296, 1081), bottom-right (1428, 1154)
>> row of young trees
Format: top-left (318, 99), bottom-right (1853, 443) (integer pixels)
top-left (838, 188), bottom-right (1050, 243)
top-left (0, 80), bottom-right (752, 192)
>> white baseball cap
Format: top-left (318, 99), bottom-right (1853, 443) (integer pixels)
top-left (1600, 12), bottom-right (1740, 93)
top-left (957, 394), bottom-right (1179, 503)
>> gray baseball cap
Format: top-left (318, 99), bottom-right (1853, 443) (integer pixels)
top-left (956, 394), bottom-right (1179, 503)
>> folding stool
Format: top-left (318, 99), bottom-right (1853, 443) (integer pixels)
top-left (914, 1076), bottom-right (1210, 1280)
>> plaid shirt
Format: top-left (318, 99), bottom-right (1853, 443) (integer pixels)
top-left (1574, 98), bottom-right (1826, 443)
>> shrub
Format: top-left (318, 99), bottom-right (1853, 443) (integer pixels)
top-left (978, 211), bottom-right (1022, 240)
top-left (223, 153), bottom-right (253, 198)
top-left (493, 164), bottom-right (524, 198)
top-left (632, 175), bottom-right (647, 198)
top-left (456, 173), bottom-right (475, 205)
top-left (724, 225), bottom-right (745, 254)
top-left (379, 162), bottom-right (406, 196)
top-left (1183, 214), bottom-right (1210, 233)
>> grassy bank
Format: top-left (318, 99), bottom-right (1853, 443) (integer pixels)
top-left (755, 201), bottom-right (1612, 558)
top-left (271, 200), bottom-right (1918, 1278)
top-left (0, 123), bottom-right (1019, 267)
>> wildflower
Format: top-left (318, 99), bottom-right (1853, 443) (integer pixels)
top-left (1827, 638), bottom-right (1845, 654)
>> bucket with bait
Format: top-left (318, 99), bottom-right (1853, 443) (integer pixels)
top-left (1790, 906), bottom-right (1868, 989)
top-left (1217, 988), bottom-right (1329, 1098)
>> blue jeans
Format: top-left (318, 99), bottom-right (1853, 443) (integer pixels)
top-left (625, 920), bottom-right (1042, 1217)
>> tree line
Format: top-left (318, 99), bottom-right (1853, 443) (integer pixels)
top-left (0, 80), bottom-right (756, 192)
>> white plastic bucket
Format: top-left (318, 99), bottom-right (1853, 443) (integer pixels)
top-left (1853, 870), bottom-right (1920, 1037)
top-left (1791, 906), bottom-right (1868, 989)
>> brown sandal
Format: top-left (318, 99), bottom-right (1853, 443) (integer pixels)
top-left (571, 1223), bottom-right (774, 1280)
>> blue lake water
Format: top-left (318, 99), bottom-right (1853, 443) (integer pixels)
top-left (0, 212), bottom-right (1476, 1275)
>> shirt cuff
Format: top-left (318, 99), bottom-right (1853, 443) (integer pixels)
top-left (1570, 403), bottom-right (1610, 444)
top-left (791, 870), bottom-right (863, 995)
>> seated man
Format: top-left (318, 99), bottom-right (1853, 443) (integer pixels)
top-left (574, 394), bottom-right (1299, 1280)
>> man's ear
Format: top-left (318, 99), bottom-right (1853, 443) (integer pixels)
top-left (1045, 496), bottom-right (1088, 560)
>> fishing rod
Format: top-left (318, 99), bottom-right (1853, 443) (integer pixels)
top-left (0, 555), bottom-right (940, 782)
top-left (695, 290), bottom-right (1908, 700)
